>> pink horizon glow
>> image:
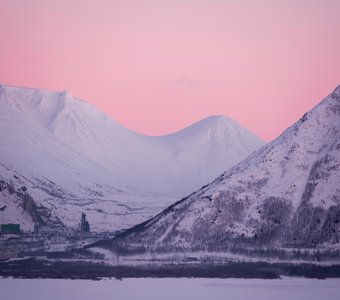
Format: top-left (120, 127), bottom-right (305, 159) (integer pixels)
top-left (0, 0), bottom-right (339, 141)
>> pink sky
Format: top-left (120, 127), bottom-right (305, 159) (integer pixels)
top-left (0, 0), bottom-right (339, 141)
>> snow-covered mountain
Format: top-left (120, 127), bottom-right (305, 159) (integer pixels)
top-left (0, 84), bottom-right (264, 231)
top-left (106, 85), bottom-right (340, 252)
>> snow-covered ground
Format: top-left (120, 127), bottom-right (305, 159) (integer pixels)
top-left (0, 84), bottom-right (264, 231)
top-left (110, 85), bottom-right (340, 250)
top-left (1, 277), bottom-right (340, 300)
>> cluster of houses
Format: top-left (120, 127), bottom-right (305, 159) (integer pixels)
top-left (0, 212), bottom-right (111, 259)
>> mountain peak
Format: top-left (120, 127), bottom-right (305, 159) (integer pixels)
top-left (60, 90), bottom-right (73, 100)
top-left (199, 114), bottom-right (232, 123)
top-left (106, 86), bottom-right (340, 251)
top-left (203, 114), bottom-right (230, 121)
top-left (164, 115), bottom-right (239, 139)
top-left (331, 84), bottom-right (340, 100)
top-left (0, 84), bottom-right (265, 230)
top-left (197, 115), bottom-right (235, 128)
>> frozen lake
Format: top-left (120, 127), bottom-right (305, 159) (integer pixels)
top-left (1, 277), bottom-right (340, 300)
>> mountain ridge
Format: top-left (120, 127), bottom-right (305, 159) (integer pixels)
top-left (0, 84), bottom-right (264, 231)
top-left (0, 84), bottom-right (253, 139)
top-left (102, 85), bottom-right (340, 252)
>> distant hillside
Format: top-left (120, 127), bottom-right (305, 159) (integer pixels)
top-left (0, 84), bottom-right (264, 231)
top-left (105, 85), bottom-right (340, 254)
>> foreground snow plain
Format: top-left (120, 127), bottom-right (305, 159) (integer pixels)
top-left (1, 277), bottom-right (340, 300)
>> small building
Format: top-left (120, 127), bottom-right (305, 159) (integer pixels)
top-left (80, 212), bottom-right (90, 233)
top-left (34, 225), bottom-right (60, 235)
top-left (1, 223), bottom-right (21, 234)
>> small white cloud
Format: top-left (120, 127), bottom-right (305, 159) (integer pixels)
top-left (173, 76), bottom-right (200, 89)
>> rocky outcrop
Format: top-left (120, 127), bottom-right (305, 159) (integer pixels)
top-left (0, 178), bottom-right (63, 228)
top-left (21, 192), bottom-right (45, 225)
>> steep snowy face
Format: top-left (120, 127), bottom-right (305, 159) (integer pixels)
top-left (111, 85), bottom-right (340, 250)
top-left (159, 115), bottom-right (265, 193)
top-left (0, 84), bottom-right (264, 231)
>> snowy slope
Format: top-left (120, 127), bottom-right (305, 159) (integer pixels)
top-left (0, 84), bottom-right (264, 231)
top-left (108, 85), bottom-right (340, 251)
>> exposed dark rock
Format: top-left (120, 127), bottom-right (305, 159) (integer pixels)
top-left (22, 193), bottom-right (46, 225)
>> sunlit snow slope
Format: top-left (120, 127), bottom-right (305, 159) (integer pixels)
top-left (108, 85), bottom-right (340, 250)
top-left (0, 84), bottom-right (264, 231)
